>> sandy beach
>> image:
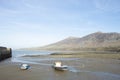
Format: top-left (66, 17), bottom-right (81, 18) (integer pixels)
top-left (0, 55), bottom-right (120, 80)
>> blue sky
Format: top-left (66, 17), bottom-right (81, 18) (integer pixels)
top-left (0, 0), bottom-right (120, 49)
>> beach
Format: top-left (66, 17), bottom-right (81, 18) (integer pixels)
top-left (0, 53), bottom-right (120, 80)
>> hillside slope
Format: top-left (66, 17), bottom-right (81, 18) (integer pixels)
top-left (28, 32), bottom-right (120, 51)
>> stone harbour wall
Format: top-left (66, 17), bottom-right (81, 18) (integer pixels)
top-left (0, 47), bottom-right (12, 61)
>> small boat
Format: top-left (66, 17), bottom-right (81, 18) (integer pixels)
top-left (52, 62), bottom-right (68, 71)
top-left (20, 64), bottom-right (30, 70)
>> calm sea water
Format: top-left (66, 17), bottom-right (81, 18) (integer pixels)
top-left (12, 50), bottom-right (52, 57)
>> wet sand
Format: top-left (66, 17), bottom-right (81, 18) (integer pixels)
top-left (0, 56), bottom-right (120, 80)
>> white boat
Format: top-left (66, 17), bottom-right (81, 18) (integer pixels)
top-left (20, 64), bottom-right (30, 70)
top-left (52, 62), bottom-right (68, 71)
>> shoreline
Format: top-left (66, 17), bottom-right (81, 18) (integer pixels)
top-left (22, 51), bottom-right (120, 60)
top-left (0, 56), bottom-right (120, 80)
top-left (1, 50), bottom-right (120, 80)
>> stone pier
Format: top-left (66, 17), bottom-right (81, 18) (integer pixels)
top-left (0, 47), bottom-right (12, 61)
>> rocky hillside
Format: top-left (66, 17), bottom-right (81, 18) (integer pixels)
top-left (29, 32), bottom-right (120, 51)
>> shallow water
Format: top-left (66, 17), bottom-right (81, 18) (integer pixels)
top-left (11, 50), bottom-right (120, 80)
top-left (12, 50), bottom-right (51, 57)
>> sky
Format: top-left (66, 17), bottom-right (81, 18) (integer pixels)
top-left (0, 0), bottom-right (120, 49)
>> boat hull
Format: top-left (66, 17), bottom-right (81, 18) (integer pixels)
top-left (53, 65), bottom-right (68, 71)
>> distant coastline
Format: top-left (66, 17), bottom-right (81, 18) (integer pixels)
top-left (22, 51), bottom-right (120, 60)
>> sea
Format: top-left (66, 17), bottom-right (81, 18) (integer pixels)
top-left (11, 50), bottom-right (55, 64)
top-left (12, 50), bottom-right (52, 58)
top-left (10, 50), bottom-right (120, 80)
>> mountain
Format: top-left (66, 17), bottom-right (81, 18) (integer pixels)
top-left (27, 32), bottom-right (120, 51)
